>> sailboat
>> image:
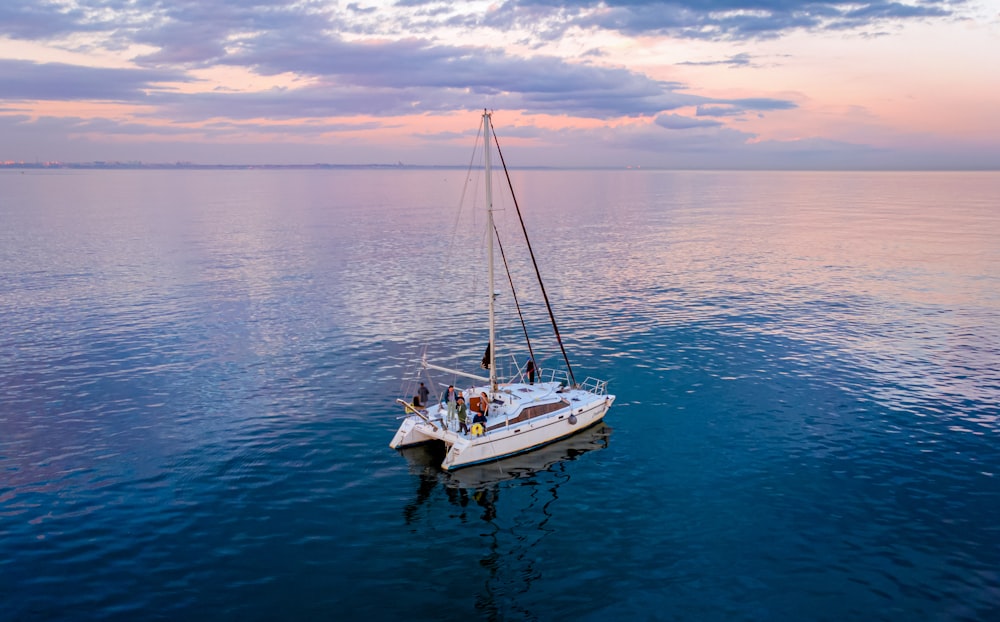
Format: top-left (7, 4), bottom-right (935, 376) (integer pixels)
top-left (389, 110), bottom-right (615, 471)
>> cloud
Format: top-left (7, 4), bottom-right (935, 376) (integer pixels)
top-left (522, 119), bottom-right (766, 167)
top-left (3, 112), bottom-right (382, 140)
top-left (0, 112), bottom-right (405, 165)
top-left (696, 98), bottom-right (798, 117)
top-left (0, 31), bottom-right (791, 123)
top-left (0, 2), bottom-right (104, 40)
top-left (146, 85), bottom-right (448, 121)
top-left (726, 97), bottom-right (798, 111)
top-left (531, 119), bottom-right (992, 170)
top-left (210, 35), bottom-right (710, 118)
top-left (2, 1), bottom-right (958, 57)
top-left (0, 59), bottom-right (189, 101)
top-left (130, 0), bottom-right (331, 66)
top-left (0, 0), bottom-right (717, 121)
top-left (678, 52), bottom-right (753, 67)
top-left (143, 76), bottom-right (700, 123)
top-left (0, 0), bottom-right (942, 122)
top-left (655, 113), bottom-right (723, 129)
top-left (483, 0), bottom-right (956, 39)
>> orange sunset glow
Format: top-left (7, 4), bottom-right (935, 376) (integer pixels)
top-left (1, 0), bottom-right (998, 168)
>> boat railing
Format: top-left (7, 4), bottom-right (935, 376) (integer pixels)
top-left (578, 376), bottom-right (610, 396)
top-left (497, 355), bottom-right (532, 384)
top-left (493, 356), bottom-right (609, 395)
top-left (500, 356), bottom-right (568, 387)
top-left (537, 367), bottom-right (571, 387)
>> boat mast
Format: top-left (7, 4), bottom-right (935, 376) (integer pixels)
top-left (484, 110), bottom-right (497, 392)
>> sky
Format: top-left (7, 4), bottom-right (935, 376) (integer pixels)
top-left (1, 0), bottom-right (998, 169)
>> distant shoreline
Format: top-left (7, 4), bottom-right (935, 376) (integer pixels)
top-left (1, 162), bottom-right (997, 172)
top-left (0, 162), bottom-right (475, 171)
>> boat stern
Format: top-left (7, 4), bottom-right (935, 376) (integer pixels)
top-left (441, 437), bottom-right (477, 471)
top-left (390, 416), bottom-right (437, 449)
top-left (390, 410), bottom-right (468, 452)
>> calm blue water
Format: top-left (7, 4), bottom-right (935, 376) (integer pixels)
top-left (1, 169), bottom-right (998, 621)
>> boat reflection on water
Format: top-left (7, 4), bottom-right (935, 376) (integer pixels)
top-left (399, 423), bottom-right (611, 617)
top-left (402, 422), bottom-right (612, 523)
top-left (401, 421), bottom-right (612, 494)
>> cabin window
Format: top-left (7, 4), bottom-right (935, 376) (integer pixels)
top-left (487, 399), bottom-right (570, 430)
top-left (520, 401), bottom-right (568, 419)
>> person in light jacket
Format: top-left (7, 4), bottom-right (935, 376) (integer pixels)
top-left (442, 385), bottom-right (458, 426)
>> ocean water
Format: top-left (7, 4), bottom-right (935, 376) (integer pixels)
top-left (1, 168), bottom-right (998, 621)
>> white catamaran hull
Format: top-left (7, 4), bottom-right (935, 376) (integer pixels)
top-left (391, 386), bottom-right (615, 471)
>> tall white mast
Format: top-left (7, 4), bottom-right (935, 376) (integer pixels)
top-left (484, 110), bottom-right (497, 392)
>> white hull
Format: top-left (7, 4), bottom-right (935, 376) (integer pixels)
top-left (391, 382), bottom-right (615, 471)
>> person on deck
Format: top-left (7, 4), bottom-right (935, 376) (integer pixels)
top-left (418, 382), bottom-right (430, 406)
top-left (472, 408), bottom-right (487, 428)
top-left (442, 385), bottom-right (458, 426)
top-left (526, 358), bottom-right (536, 384)
top-left (477, 392), bottom-right (490, 418)
top-left (456, 397), bottom-right (469, 435)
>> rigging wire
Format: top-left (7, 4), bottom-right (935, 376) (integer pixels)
top-left (438, 115), bottom-right (487, 306)
top-left (448, 115), bottom-right (485, 252)
top-left (487, 116), bottom-right (578, 387)
top-left (492, 222), bottom-right (536, 371)
top-left (397, 116), bottom-right (484, 410)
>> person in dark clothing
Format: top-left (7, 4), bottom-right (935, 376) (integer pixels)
top-left (526, 358), bottom-right (536, 384)
top-left (456, 397), bottom-right (470, 435)
top-left (417, 382), bottom-right (429, 406)
top-left (470, 405), bottom-right (488, 437)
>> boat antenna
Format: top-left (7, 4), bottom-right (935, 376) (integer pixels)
top-left (488, 116), bottom-right (577, 387)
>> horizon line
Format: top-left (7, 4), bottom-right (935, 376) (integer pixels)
top-left (2, 161), bottom-right (998, 172)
